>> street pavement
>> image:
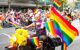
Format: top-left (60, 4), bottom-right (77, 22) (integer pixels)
top-left (0, 27), bottom-right (15, 50)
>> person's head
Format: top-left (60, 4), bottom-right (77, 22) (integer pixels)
top-left (35, 14), bottom-right (41, 21)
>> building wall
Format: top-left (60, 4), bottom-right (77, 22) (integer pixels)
top-left (0, 0), bottom-right (8, 2)
top-left (0, 0), bottom-right (34, 3)
top-left (0, 0), bottom-right (35, 6)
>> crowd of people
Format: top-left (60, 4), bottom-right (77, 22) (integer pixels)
top-left (0, 8), bottom-right (80, 28)
top-left (1, 7), bottom-right (80, 50)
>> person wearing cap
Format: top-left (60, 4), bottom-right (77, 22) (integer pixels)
top-left (22, 13), bottom-right (46, 38)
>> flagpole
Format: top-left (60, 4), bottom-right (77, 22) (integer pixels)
top-left (62, 2), bottom-right (64, 12)
top-left (62, 0), bottom-right (65, 12)
top-left (44, 0), bottom-right (46, 6)
top-left (44, 0), bottom-right (46, 10)
top-left (8, 0), bottom-right (11, 10)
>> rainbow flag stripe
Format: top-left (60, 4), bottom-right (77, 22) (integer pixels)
top-left (66, 16), bottom-right (72, 21)
top-left (53, 0), bottom-right (62, 9)
top-left (45, 21), bottom-right (57, 38)
top-left (50, 7), bottom-right (78, 46)
top-left (34, 9), bottom-right (39, 14)
top-left (62, 42), bottom-right (67, 50)
top-left (31, 37), bottom-right (40, 47)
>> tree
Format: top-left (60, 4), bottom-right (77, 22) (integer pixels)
top-left (67, 0), bottom-right (77, 8)
top-left (59, 0), bottom-right (67, 11)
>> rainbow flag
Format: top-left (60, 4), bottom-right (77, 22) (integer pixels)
top-left (66, 15), bottom-right (72, 21)
top-left (30, 37), bottom-right (40, 47)
top-left (13, 24), bottom-right (18, 28)
top-left (62, 42), bottom-right (67, 50)
top-left (50, 7), bottom-right (78, 46)
top-left (45, 21), bottom-right (59, 38)
top-left (34, 9), bottom-right (39, 14)
top-left (52, 0), bottom-right (62, 9)
top-left (9, 22), bottom-right (18, 28)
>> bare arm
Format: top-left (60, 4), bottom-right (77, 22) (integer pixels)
top-left (22, 23), bottom-right (35, 29)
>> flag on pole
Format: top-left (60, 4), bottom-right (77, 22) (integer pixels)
top-left (62, 42), bottom-right (67, 50)
top-left (44, 7), bottom-right (79, 50)
top-left (52, 0), bottom-right (62, 9)
top-left (30, 37), bottom-right (40, 47)
top-left (50, 7), bottom-right (78, 46)
top-left (45, 21), bottom-right (57, 38)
